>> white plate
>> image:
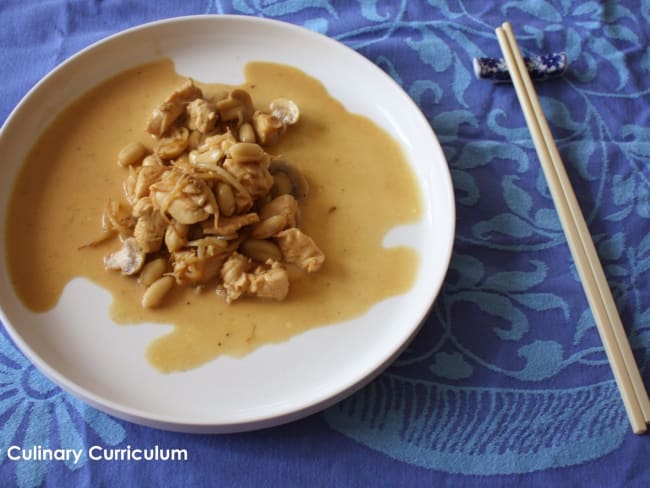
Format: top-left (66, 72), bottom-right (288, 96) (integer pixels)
top-left (0, 15), bottom-right (455, 433)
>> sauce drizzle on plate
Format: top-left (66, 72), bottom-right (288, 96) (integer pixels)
top-left (5, 59), bottom-right (422, 372)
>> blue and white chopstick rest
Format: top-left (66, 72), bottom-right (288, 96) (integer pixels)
top-left (473, 52), bottom-right (568, 83)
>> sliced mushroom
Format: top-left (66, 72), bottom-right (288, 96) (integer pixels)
top-left (252, 111), bottom-right (284, 145)
top-left (103, 237), bottom-right (146, 275)
top-left (269, 158), bottom-right (309, 200)
top-left (269, 98), bottom-right (300, 126)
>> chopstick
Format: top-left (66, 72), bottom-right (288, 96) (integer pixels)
top-left (496, 22), bottom-right (650, 434)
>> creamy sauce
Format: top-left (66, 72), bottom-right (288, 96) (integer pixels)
top-left (6, 60), bottom-right (422, 372)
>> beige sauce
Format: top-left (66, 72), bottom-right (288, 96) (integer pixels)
top-left (6, 60), bottom-right (422, 372)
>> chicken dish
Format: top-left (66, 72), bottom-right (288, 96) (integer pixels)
top-left (94, 79), bottom-right (324, 308)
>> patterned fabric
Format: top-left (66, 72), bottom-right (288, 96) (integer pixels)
top-left (2, 0), bottom-right (650, 486)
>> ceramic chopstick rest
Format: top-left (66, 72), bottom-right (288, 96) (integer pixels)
top-left (473, 52), bottom-right (567, 83)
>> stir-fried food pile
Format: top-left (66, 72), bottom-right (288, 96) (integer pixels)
top-left (95, 79), bottom-right (324, 308)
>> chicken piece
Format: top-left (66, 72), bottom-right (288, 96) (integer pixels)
top-left (134, 210), bottom-right (167, 254)
top-left (223, 143), bottom-right (273, 199)
top-left (274, 228), bottom-right (324, 272)
top-left (132, 196), bottom-right (154, 218)
top-left (172, 250), bottom-right (219, 285)
top-left (146, 80), bottom-right (203, 137)
top-left (170, 159), bottom-right (250, 217)
top-left (103, 237), bottom-right (145, 275)
top-left (172, 239), bottom-right (230, 285)
top-left (259, 194), bottom-right (296, 221)
top-left (102, 199), bottom-right (135, 236)
top-left (216, 89), bottom-right (254, 126)
top-left (150, 169), bottom-right (218, 225)
top-left (250, 195), bottom-right (297, 239)
top-left (156, 126), bottom-right (189, 160)
top-left (186, 98), bottom-right (218, 133)
top-left (134, 165), bottom-right (165, 199)
top-left (131, 197), bottom-right (166, 253)
top-left (252, 111), bottom-right (284, 145)
top-left (248, 260), bottom-right (289, 301)
top-left (188, 130), bottom-right (205, 150)
top-left (219, 253), bottom-right (289, 303)
top-left (189, 131), bottom-right (237, 167)
top-left (219, 252), bottom-right (252, 303)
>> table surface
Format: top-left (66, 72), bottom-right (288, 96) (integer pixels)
top-left (2, 1), bottom-right (650, 486)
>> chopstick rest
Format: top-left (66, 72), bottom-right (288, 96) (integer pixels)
top-left (495, 22), bottom-right (650, 435)
top-left (473, 52), bottom-right (567, 83)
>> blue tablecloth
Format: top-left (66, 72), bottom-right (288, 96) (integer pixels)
top-left (2, 1), bottom-right (650, 486)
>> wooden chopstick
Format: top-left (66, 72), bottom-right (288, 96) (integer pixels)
top-left (496, 21), bottom-right (650, 434)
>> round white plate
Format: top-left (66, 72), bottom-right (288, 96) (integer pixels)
top-left (0, 15), bottom-right (455, 433)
